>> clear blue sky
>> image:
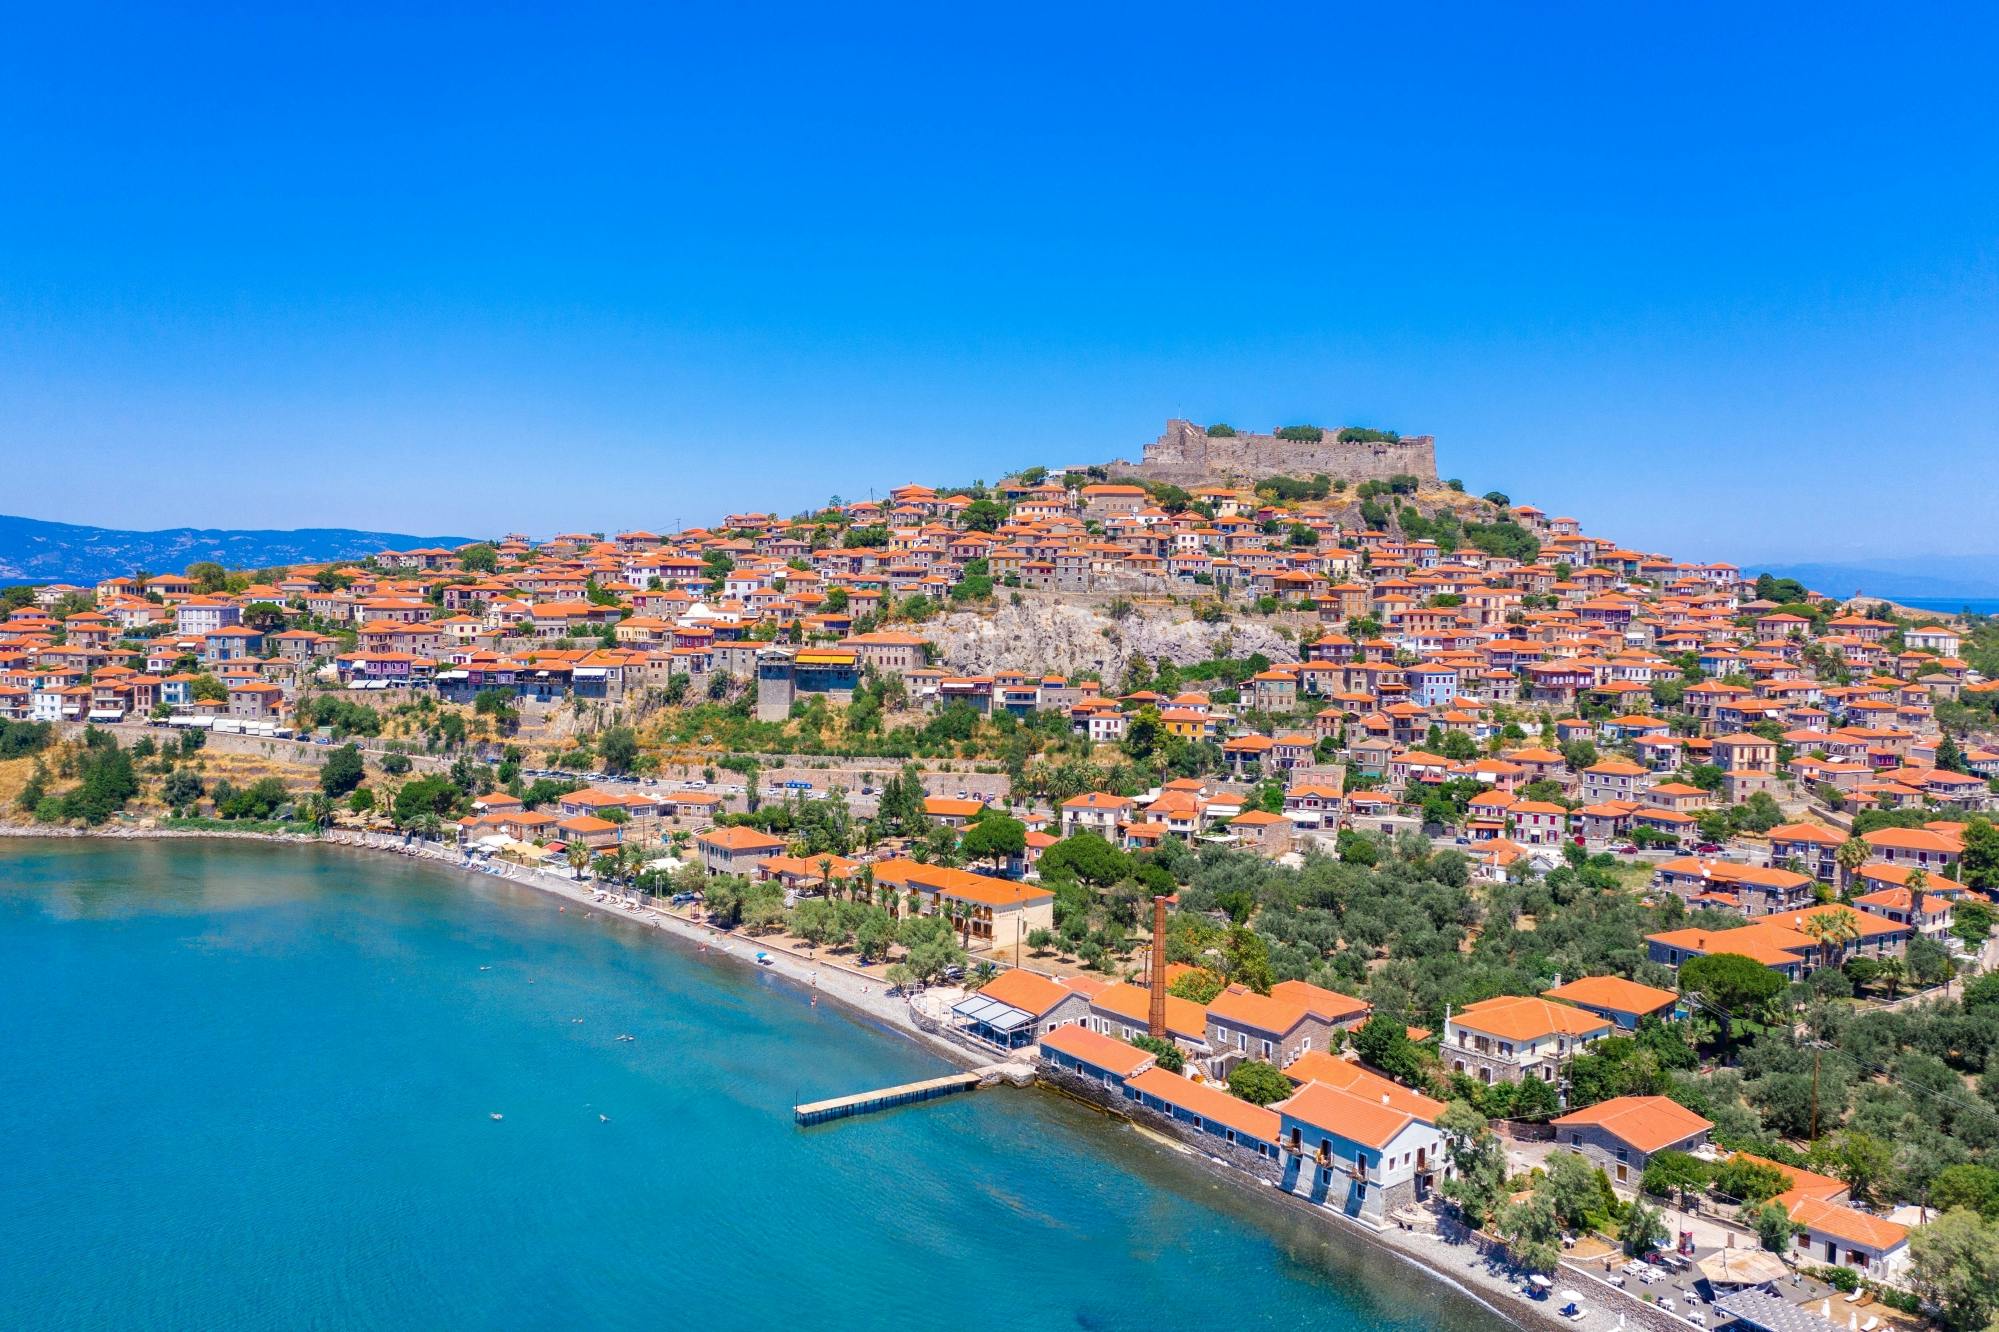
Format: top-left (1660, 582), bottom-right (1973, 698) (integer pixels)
top-left (3, 4), bottom-right (1995, 563)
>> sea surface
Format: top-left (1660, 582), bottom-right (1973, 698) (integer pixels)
top-left (0, 839), bottom-right (1516, 1332)
top-left (1894, 597), bottom-right (1999, 617)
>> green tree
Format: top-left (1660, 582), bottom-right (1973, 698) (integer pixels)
top-left (1679, 951), bottom-right (1787, 1025)
top-left (1353, 1014), bottom-right (1422, 1084)
top-left (852, 906), bottom-right (896, 961)
top-left (960, 812), bottom-right (1027, 868)
top-left (1543, 1150), bottom-right (1606, 1230)
top-left (1714, 1156), bottom-right (1793, 1206)
top-left (161, 767), bottom-right (204, 810)
top-left (1439, 1101), bottom-right (1507, 1227)
top-left (789, 898), bottom-right (841, 953)
top-left (1642, 1149), bottom-right (1712, 1206)
top-left (1130, 1033), bottom-right (1183, 1074)
top-left (318, 743), bottom-right (366, 798)
top-left (1499, 1185), bottom-right (1562, 1273)
top-left (598, 725), bottom-right (640, 775)
top-left (392, 774), bottom-right (462, 829)
top-left (1227, 1060), bottom-right (1292, 1105)
top-left (1168, 967), bottom-right (1227, 1004)
top-left (1960, 819), bottom-right (1999, 893)
top-left (1038, 831), bottom-right (1131, 889)
top-left (961, 498), bottom-right (1007, 532)
top-left (459, 543), bottom-right (499, 572)
top-left (1755, 1201), bottom-right (1800, 1254)
top-left (1933, 1165), bottom-right (1999, 1221)
top-left (1910, 1208), bottom-right (1999, 1332)
top-left (1122, 705), bottom-right (1163, 760)
top-left (1221, 926), bottom-right (1274, 994)
top-left (1622, 1199), bottom-right (1668, 1257)
top-left (1815, 1130), bottom-right (1893, 1205)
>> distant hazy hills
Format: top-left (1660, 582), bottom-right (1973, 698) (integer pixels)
top-left (0, 513), bottom-right (475, 586)
top-left (1757, 556), bottom-right (1999, 602)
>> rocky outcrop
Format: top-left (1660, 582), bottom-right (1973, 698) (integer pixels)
top-left (929, 598), bottom-right (1301, 681)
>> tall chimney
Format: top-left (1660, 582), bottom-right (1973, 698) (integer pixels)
top-left (1148, 895), bottom-right (1169, 1040)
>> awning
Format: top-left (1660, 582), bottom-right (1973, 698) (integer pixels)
top-left (951, 994), bottom-right (1033, 1033)
top-left (1716, 1288), bottom-right (1845, 1332)
top-left (1698, 1248), bottom-right (1789, 1287)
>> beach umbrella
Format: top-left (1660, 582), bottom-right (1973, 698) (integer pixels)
top-left (1560, 1290), bottom-right (1583, 1304)
top-left (1530, 1274), bottom-right (1553, 1288)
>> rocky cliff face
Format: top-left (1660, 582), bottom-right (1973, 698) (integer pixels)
top-left (929, 597), bottom-right (1301, 682)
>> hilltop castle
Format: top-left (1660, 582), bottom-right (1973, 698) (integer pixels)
top-left (1102, 419), bottom-right (1438, 488)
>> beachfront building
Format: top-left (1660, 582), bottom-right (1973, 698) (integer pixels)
top-left (1123, 1067), bottom-right (1282, 1164)
top-left (695, 825), bottom-right (788, 876)
top-left (951, 968), bottom-right (1092, 1049)
top-left (1441, 995), bottom-right (1613, 1085)
top-left (1273, 1080), bottom-right (1446, 1227)
top-left (1550, 1095), bottom-right (1712, 1188)
top-left (1038, 1023), bottom-right (1156, 1092)
top-left (868, 859), bottom-right (1056, 953)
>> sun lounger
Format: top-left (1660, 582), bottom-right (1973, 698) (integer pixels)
top-left (1845, 1291), bottom-right (1865, 1304)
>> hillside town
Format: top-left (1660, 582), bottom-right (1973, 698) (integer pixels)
top-left (9, 430), bottom-right (1999, 1332)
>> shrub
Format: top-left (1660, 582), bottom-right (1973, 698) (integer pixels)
top-left (1227, 1060), bottom-right (1292, 1105)
top-left (1336, 426), bottom-right (1400, 444)
top-left (1129, 1033), bottom-right (1183, 1073)
top-left (1205, 423), bottom-right (1237, 437)
top-left (1275, 425), bottom-right (1324, 442)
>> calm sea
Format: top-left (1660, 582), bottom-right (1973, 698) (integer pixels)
top-left (0, 840), bottom-right (1514, 1332)
top-left (1887, 597), bottom-right (1999, 617)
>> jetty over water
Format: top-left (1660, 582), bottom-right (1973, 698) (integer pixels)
top-left (793, 1062), bottom-right (1034, 1126)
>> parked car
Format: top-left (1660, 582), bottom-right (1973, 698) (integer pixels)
top-left (1694, 842), bottom-right (1724, 854)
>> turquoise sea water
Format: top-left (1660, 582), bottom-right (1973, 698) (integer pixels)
top-left (0, 840), bottom-right (1516, 1332)
top-left (1894, 597), bottom-right (1999, 617)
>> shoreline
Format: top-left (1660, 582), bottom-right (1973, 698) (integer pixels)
top-left (0, 820), bottom-right (991, 1073)
top-left (0, 822), bottom-right (1605, 1331)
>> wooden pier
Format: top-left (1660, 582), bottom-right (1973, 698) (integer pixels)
top-left (794, 1071), bottom-right (983, 1125)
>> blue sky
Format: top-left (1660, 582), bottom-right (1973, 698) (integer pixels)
top-left (3, 4), bottom-right (1995, 563)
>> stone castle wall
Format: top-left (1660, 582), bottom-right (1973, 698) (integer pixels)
top-left (1104, 419), bottom-right (1438, 488)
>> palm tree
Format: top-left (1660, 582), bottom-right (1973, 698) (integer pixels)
top-left (566, 841), bottom-right (591, 878)
top-left (1800, 908), bottom-right (1860, 973)
top-left (1837, 837), bottom-right (1870, 894)
top-left (1906, 867), bottom-right (1930, 926)
top-left (1876, 957), bottom-right (1906, 999)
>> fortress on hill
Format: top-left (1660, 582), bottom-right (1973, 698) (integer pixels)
top-left (1102, 419), bottom-right (1438, 488)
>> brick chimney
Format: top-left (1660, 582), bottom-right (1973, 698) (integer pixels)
top-left (1148, 894), bottom-right (1168, 1040)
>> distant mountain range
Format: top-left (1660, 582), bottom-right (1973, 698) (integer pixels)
top-left (1753, 556), bottom-right (1999, 603)
top-left (0, 513), bottom-right (476, 586)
